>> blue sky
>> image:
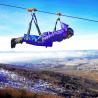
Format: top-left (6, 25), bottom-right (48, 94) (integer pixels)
top-left (0, 0), bottom-right (98, 50)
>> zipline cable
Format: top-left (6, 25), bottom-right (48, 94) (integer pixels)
top-left (0, 3), bottom-right (26, 10)
top-left (0, 3), bottom-right (98, 23)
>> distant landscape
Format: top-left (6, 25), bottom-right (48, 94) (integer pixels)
top-left (0, 50), bottom-right (98, 97)
top-left (0, 50), bottom-right (98, 70)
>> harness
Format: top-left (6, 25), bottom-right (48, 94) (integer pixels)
top-left (26, 13), bottom-right (63, 41)
top-left (27, 13), bottom-right (41, 35)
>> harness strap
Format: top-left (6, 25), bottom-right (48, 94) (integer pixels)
top-left (53, 18), bottom-right (61, 31)
top-left (32, 13), bottom-right (41, 35)
top-left (27, 15), bottom-right (33, 35)
top-left (27, 13), bottom-right (41, 36)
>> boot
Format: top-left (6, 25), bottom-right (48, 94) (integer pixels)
top-left (11, 37), bottom-right (23, 48)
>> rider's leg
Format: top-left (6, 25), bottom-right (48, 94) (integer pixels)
top-left (37, 35), bottom-right (43, 42)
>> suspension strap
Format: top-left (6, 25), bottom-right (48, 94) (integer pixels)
top-left (27, 15), bottom-right (33, 35)
top-left (32, 13), bottom-right (41, 35)
top-left (53, 17), bottom-right (61, 31)
top-left (27, 13), bottom-right (41, 36)
top-left (53, 12), bottom-right (62, 31)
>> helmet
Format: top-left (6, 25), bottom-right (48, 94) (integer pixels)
top-left (67, 28), bottom-right (74, 39)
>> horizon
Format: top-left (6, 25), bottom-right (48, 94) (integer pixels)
top-left (0, 50), bottom-right (98, 64)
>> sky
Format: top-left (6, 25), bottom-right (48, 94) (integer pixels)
top-left (0, 0), bottom-right (98, 51)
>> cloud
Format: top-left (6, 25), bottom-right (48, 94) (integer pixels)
top-left (0, 35), bottom-right (98, 53)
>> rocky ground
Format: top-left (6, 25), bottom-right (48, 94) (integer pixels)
top-left (0, 64), bottom-right (98, 98)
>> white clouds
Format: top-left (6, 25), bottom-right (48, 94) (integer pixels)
top-left (0, 35), bottom-right (98, 52)
top-left (0, 36), bottom-right (98, 64)
top-left (0, 36), bottom-right (11, 51)
top-left (0, 50), bottom-right (85, 63)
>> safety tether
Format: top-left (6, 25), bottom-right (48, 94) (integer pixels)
top-left (53, 17), bottom-right (61, 31)
top-left (27, 13), bottom-right (41, 36)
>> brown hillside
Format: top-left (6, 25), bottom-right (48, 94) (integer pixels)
top-left (0, 88), bottom-right (63, 98)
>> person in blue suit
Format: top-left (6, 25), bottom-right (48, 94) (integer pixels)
top-left (11, 14), bottom-right (74, 48)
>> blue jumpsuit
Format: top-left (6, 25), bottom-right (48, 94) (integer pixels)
top-left (23, 22), bottom-right (68, 47)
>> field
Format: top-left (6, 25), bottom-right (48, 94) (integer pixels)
top-left (0, 63), bottom-right (98, 97)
